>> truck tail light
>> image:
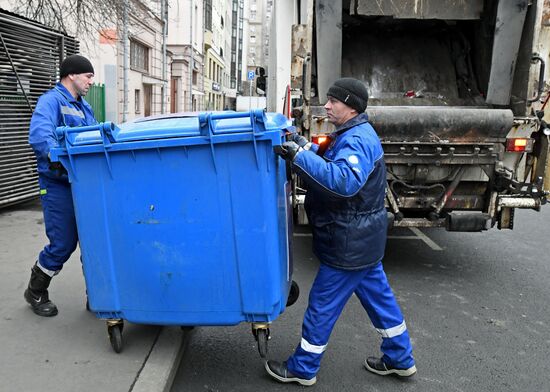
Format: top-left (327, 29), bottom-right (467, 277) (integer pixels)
top-left (312, 135), bottom-right (328, 145)
top-left (505, 138), bottom-right (534, 153)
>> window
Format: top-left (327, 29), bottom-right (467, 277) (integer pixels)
top-left (135, 89), bottom-right (141, 113)
top-left (250, 35), bottom-right (256, 43)
top-left (204, 0), bottom-right (212, 31)
top-left (250, 10), bottom-right (256, 20)
top-left (130, 40), bottom-right (149, 72)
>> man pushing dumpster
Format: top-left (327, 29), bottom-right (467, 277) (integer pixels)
top-left (25, 55), bottom-right (97, 317)
top-left (269, 77), bottom-right (416, 386)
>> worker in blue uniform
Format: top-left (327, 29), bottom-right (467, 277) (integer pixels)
top-left (267, 78), bottom-right (416, 386)
top-left (25, 55), bottom-right (97, 317)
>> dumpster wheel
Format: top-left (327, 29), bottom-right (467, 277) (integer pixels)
top-left (107, 320), bottom-right (124, 353)
top-left (286, 280), bottom-right (300, 307)
top-left (252, 323), bottom-right (270, 359)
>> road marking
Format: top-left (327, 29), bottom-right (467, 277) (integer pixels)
top-left (294, 228), bottom-right (443, 251)
top-left (408, 227), bottom-right (443, 251)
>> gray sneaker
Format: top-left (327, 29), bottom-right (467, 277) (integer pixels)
top-left (265, 360), bottom-right (316, 386)
top-left (364, 357), bottom-right (417, 377)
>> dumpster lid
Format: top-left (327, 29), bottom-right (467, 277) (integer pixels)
top-left (63, 111), bottom-right (292, 146)
top-left (114, 115), bottom-right (202, 141)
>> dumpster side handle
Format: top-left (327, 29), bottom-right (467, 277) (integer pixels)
top-left (198, 110), bottom-right (269, 172)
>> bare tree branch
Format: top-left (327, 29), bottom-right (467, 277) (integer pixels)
top-left (13, 0), bottom-right (161, 52)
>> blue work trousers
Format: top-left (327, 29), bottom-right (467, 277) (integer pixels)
top-left (37, 175), bottom-right (78, 272)
top-left (287, 261), bottom-right (414, 380)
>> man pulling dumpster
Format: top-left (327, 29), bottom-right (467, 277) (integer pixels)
top-left (25, 55), bottom-right (97, 317)
top-left (268, 77), bottom-right (416, 386)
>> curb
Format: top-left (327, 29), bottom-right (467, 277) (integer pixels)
top-left (130, 327), bottom-right (191, 392)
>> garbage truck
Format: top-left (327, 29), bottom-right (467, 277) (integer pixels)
top-left (271, 0), bottom-right (550, 231)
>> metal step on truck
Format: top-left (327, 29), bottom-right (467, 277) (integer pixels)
top-left (277, 0), bottom-right (550, 231)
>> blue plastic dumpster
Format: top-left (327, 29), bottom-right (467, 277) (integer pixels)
top-left (50, 110), bottom-right (295, 355)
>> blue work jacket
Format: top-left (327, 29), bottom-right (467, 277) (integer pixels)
top-left (292, 113), bottom-right (387, 270)
top-left (28, 82), bottom-right (97, 182)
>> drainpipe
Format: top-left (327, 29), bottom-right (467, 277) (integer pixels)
top-left (189, 0), bottom-right (194, 111)
top-left (161, 0), bottom-right (167, 114)
top-left (122, 0), bottom-right (129, 122)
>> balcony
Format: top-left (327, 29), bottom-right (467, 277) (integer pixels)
top-left (204, 29), bottom-right (213, 51)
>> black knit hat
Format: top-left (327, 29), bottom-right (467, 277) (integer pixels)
top-left (327, 77), bottom-right (369, 113)
top-left (60, 55), bottom-right (94, 78)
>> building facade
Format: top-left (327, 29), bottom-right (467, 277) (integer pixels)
top-left (1, 0), bottom-right (171, 123)
top-left (247, 0), bottom-right (264, 69)
top-left (244, 0), bottom-right (270, 97)
top-left (230, 0), bottom-right (245, 94)
top-left (203, 0), bottom-right (227, 110)
top-left (168, 0), bottom-right (205, 112)
top-left (120, 4), bottom-right (167, 121)
top-left (2, 0), bottom-right (275, 115)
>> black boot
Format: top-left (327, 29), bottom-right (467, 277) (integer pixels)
top-left (24, 264), bottom-right (58, 317)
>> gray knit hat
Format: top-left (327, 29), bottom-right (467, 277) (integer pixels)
top-left (327, 77), bottom-right (369, 113)
top-left (60, 55), bottom-right (94, 78)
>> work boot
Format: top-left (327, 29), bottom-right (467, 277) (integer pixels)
top-left (265, 360), bottom-right (316, 386)
top-left (364, 357), bottom-right (417, 377)
top-left (24, 264), bottom-right (58, 317)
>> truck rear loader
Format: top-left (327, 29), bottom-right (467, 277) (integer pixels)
top-left (270, 0), bottom-right (550, 231)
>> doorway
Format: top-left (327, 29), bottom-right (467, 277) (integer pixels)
top-left (144, 84), bottom-right (152, 117)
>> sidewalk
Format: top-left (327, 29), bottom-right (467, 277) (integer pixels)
top-left (0, 199), bottom-right (186, 392)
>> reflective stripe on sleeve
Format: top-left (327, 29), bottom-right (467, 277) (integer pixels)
top-left (300, 338), bottom-right (327, 354)
top-left (375, 321), bottom-right (407, 338)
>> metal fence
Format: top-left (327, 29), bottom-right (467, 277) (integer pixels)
top-left (87, 83), bottom-right (106, 122)
top-left (0, 9), bottom-right (79, 208)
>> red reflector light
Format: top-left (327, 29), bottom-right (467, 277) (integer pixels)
top-left (312, 135), bottom-right (328, 145)
top-left (506, 138), bottom-right (534, 153)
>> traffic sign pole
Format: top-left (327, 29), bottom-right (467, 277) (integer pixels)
top-left (247, 70), bottom-right (255, 111)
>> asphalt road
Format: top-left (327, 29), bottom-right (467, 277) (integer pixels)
top-left (170, 207), bottom-right (550, 392)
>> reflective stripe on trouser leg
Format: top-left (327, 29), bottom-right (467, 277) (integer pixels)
top-left (38, 176), bottom-right (78, 272)
top-left (287, 263), bottom-right (369, 379)
top-left (354, 262), bottom-right (415, 369)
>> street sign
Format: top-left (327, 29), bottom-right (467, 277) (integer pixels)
top-left (247, 70), bottom-right (255, 80)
